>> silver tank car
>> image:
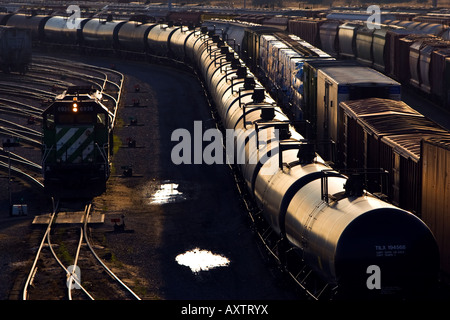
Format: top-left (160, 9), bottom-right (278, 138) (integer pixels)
top-left (43, 16), bottom-right (90, 44)
top-left (82, 19), bottom-right (126, 49)
top-left (170, 26), bottom-right (196, 61)
top-left (147, 24), bottom-right (180, 57)
top-left (6, 14), bottom-right (50, 40)
top-left (117, 21), bottom-right (157, 52)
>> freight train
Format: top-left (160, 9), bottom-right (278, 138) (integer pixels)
top-left (233, 16), bottom-right (450, 110)
top-left (204, 20), bottom-right (450, 217)
top-left (42, 86), bottom-right (112, 198)
top-left (3, 12), bottom-right (441, 298)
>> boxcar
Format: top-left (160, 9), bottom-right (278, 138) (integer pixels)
top-left (0, 26), bottom-right (31, 73)
top-left (339, 98), bottom-right (450, 215)
top-left (430, 48), bottom-right (450, 109)
top-left (288, 18), bottom-right (324, 47)
top-left (421, 137), bottom-right (450, 275)
top-left (242, 25), bottom-right (278, 74)
top-left (315, 66), bottom-right (401, 160)
top-left (385, 29), bottom-right (415, 80)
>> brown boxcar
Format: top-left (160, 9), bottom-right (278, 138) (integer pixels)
top-left (431, 48), bottom-right (450, 108)
top-left (421, 137), bottom-right (450, 275)
top-left (385, 29), bottom-right (414, 80)
top-left (287, 18), bottom-right (324, 47)
top-left (339, 98), bottom-right (450, 215)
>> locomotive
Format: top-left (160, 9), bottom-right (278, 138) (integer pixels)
top-left (42, 86), bottom-right (112, 198)
top-left (5, 12), bottom-right (441, 298)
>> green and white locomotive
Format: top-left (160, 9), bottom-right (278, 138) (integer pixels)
top-left (42, 86), bottom-right (112, 198)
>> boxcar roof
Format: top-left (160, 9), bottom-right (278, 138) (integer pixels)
top-left (382, 133), bottom-right (450, 162)
top-left (356, 113), bottom-right (448, 138)
top-left (319, 65), bottom-right (400, 85)
top-left (340, 98), bottom-right (421, 119)
top-left (423, 136), bottom-right (450, 150)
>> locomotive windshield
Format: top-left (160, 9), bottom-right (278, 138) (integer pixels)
top-left (57, 113), bottom-right (93, 124)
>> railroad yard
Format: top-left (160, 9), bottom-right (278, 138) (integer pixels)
top-left (0, 54), bottom-right (301, 300)
top-left (2, 0), bottom-right (450, 304)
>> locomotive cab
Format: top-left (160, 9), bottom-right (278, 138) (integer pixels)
top-left (42, 93), bottom-right (112, 198)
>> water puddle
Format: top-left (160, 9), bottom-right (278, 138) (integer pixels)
top-left (149, 182), bottom-right (185, 204)
top-left (175, 248), bottom-right (230, 273)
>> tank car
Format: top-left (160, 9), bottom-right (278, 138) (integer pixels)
top-left (42, 86), bottom-right (112, 198)
top-left (43, 16), bottom-right (90, 45)
top-left (170, 26), bottom-right (197, 62)
top-left (117, 21), bottom-right (157, 53)
top-left (0, 13), bottom-right (12, 25)
top-left (82, 18), bottom-right (126, 49)
top-left (6, 13), bottom-right (50, 41)
top-left (147, 24), bottom-right (180, 57)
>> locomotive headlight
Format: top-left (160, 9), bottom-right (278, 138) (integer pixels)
top-left (72, 103), bottom-right (78, 112)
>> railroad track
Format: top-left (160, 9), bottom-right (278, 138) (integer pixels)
top-left (23, 199), bottom-right (141, 300)
top-left (0, 55), bottom-right (128, 299)
top-left (0, 55), bottom-right (124, 191)
top-left (31, 55), bottom-right (124, 124)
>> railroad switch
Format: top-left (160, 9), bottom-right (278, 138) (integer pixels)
top-left (129, 117), bottom-right (138, 126)
top-left (112, 215), bottom-right (126, 232)
top-left (122, 165), bottom-right (133, 177)
top-left (27, 116), bottom-right (35, 125)
top-left (127, 137), bottom-right (136, 148)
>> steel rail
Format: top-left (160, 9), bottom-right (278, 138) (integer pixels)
top-left (0, 160), bottom-right (43, 188)
top-left (83, 203), bottom-right (141, 300)
top-left (22, 198), bottom-right (59, 300)
top-left (46, 222), bottom-right (94, 300)
top-left (0, 155), bottom-right (41, 171)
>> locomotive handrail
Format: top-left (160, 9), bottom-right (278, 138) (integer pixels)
top-left (95, 142), bottom-right (109, 179)
top-left (41, 145), bottom-right (54, 169)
